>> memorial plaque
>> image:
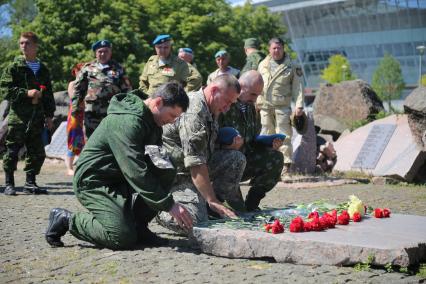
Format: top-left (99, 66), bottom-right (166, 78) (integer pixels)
top-left (45, 121), bottom-right (67, 159)
top-left (351, 124), bottom-right (396, 170)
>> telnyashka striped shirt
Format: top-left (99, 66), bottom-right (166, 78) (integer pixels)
top-left (26, 60), bottom-right (40, 75)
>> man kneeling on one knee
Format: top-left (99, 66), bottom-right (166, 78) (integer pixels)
top-left (45, 82), bottom-right (193, 250)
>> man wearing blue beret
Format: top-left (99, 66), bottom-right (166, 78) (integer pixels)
top-left (71, 39), bottom-right (132, 137)
top-left (206, 50), bottom-right (240, 84)
top-left (178, 47), bottom-right (203, 91)
top-left (140, 35), bottom-right (197, 96)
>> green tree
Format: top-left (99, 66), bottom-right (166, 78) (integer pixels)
top-left (371, 54), bottom-right (405, 112)
top-left (321, 54), bottom-right (355, 84)
top-left (421, 74), bottom-right (426, 87)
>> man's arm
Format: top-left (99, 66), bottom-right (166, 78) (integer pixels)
top-left (71, 68), bottom-right (88, 116)
top-left (0, 64), bottom-right (29, 103)
top-left (139, 62), bottom-right (149, 92)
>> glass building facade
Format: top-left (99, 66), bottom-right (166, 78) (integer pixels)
top-left (250, 0), bottom-right (426, 95)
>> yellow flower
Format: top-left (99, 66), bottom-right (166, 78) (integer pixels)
top-left (347, 195), bottom-right (364, 218)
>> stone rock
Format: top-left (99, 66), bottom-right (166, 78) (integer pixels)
top-left (333, 115), bottom-right (426, 182)
top-left (192, 214), bottom-right (426, 267)
top-left (313, 80), bottom-right (384, 137)
top-left (292, 111), bottom-right (316, 174)
top-left (404, 87), bottom-right (426, 151)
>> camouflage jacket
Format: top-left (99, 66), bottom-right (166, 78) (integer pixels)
top-left (241, 50), bottom-right (265, 75)
top-left (139, 55), bottom-right (191, 96)
top-left (206, 66), bottom-right (240, 85)
top-left (72, 59), bottom-right (130, 116)
top-left (218, 100), bottom-right (261, 154)
top-left (0, 56), bottom-right (55, 125)
top-left (162, 89), bottom-right (218, 173)
top-left (186, 63), bottom-right (203, 91)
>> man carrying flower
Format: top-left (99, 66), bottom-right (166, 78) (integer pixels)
top-left (0, 31), bottom-right (55, 195)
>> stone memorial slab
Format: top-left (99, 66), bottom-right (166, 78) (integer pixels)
top-left (292, 112), bottom-right (317, 174)
top-left (45, 121), bottom-right (67, 159)
top-left (192, 213), bottom-right (426, 267)
top-left (351, 124), bottom-right (396, 169)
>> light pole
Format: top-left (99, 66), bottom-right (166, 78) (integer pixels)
top-left (416, 45), bottom-right (425, 86)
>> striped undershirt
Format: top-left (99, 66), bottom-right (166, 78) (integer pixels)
top-left (26, 60), bottom-right (40, 75)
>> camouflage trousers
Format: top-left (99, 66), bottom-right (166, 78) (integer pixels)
top-left (3, 122), bottom-right (45, 175)
top-left (84, 111), bottom-right (106, 138)
top-left (260, 106), bottom-right (293, 164)
top-left (156, 150), bottom-right (246, 234)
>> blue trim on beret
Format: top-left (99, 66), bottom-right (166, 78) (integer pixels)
top-left (153, 34), bottom-right (171, 45)
top-left (92, 39), bottom-right (112, 51)
top-left (215, 50), bottom-right (227, 58)
top-left (218, 127), bottom-right (240, 145)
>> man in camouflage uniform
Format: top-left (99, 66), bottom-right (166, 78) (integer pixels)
top-left (206, 50), bottom-right (240, 84)
top-left (213, 70), bottom-right (284, 211)
top-left (45, 83), bottom-right (193, 249)
top-left (1, 32), bottom-right (55, 196)
top-left (241, 38), bottom-right (265, 75)
top-left (157, 74), bottom-right (241, 234)
top-left (72, 39), bottom-right (131, 138)
top-left (257, 37), bottom-right (305, 176)
top-left (139, 35), bottom-right (197, 96)
top-left (178, 47), bottom-right (203, 91)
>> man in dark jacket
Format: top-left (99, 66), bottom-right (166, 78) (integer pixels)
top-left (1, 31), bottom-right (55, 195)
top-left (45, 82), bottom-right (193, 249)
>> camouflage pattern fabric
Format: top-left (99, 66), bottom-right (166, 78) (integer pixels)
top-left (206, 66), bottom-right (240, 84)
top-left (144, 145), bottom-right (174, 169)
top-left (241, 50), bottom-right (265, 75)
top-left (186, 63), bottom-right (203, 91)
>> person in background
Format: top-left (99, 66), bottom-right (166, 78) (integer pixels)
top-left (206, 50), bottom-right (240, 84)
top-left (178, 47), bottom-right (203, 91)
top-left (241, 38), bottom-right (265, 75)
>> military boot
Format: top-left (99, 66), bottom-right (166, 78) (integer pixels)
top-left (45, 208), bottom-right (72, 247)
top-left (4, 171), bottom-right (16, 196)
top-left (23, 172), bottom-right (48, 194)
top-left (245, 190), bottom-right (266, 212)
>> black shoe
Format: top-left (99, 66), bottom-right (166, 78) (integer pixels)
top-left (139, 227), bottom-right (169, 247)
top-left (4, 185), bottom-right (17, 196)
top-left (45, 208), bottom-right (72, 247)
top-left (23, 182), bottom-right (48, 195)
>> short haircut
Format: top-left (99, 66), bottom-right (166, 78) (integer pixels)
top-left (20, 32), bottom-right (39, 44)
top-left (268, 37), bottom-right (284, 46)
top-left (153, 81), bottom-right (189, 112)
top-left (212, 74), bottom-right (241, 94)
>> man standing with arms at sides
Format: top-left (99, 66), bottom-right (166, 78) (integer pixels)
top-left (72, 39), bottom-right (131, 138)
top-left (257, 37), bottom-right (305, 176)
top-left (206, 50), bottom-right (240, 84)
top-left (241, 38), bottom-right (265, 75)
top-left (140, 35), bottom-right (197, 96)
top-left (1, 32), bottom-right (55, 195)
top-left (178, 47), bottom-right (203, 91)
top-left (45, 82), bottom-right (193, 249)
top-left (157, 74), bottom-right (241, 233)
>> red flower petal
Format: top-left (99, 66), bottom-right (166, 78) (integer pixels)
top-left (383, 208), bottom-right (391, 218)
top-left (374, 208), bottom-right (383, 218)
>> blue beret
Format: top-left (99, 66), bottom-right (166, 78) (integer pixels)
top-left (92, 39), bottom-right (112, 51)
top-left (153, 34), bottom-right (171, 45)
top-left (182, 47), bottom-right (193, 54)
top-left (218, 127), bottom-right (240, 145)
top-left (255, 134), bottom-right (286, 146)
top-left (215, 50), bottom-right (228, 58)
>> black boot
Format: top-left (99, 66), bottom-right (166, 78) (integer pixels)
top-left (4, 171), bottom-right (16, 196)
top-left (24, 172), bottom-right (47, 194)
top-left (245, 190), bottom-right (266, 212)
top-left (45, 208), bottom-right (72, 247)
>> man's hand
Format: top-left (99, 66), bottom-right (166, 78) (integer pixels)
top-left (28, 89), bottom-right (42, 104)
top-left (208, 200), bottom-right (237, 219)
top-left (223, 135), bottom-right (243, 150)
top-left (272, 137), bottom-right (283, 150)
top-left (45, 117), bottom-right (53, 130)
top-left (168, 202), bottom-right (193, 231)
top-left (295, 107), bottom-right (304, 117)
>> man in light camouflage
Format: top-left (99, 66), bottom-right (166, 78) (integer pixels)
top-left (213, 71), bottom-right (284, 211)
top-left (178, 47), bottom-right (203, 91)
top-left (206, 50), bottom-right (240, 84)
top-left (241, 38), bottom-right (265, 75)
top-left (72, 39), bottom-right (131, 138)
top-left (157, 74), bottom-right (241, 233)
top-left (257, 37), bottom-right (305, 176)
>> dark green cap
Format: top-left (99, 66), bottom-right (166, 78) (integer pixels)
top-left (244, 38), bottom-right (260, 49)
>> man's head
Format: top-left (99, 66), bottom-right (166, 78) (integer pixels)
top-left (215, 50), bottom-right (230, 71)
top-left (244, 38), bottom-right (260, 55)
top-left (268, 37), bottom-right (285, 61)
top-left (19, 32), bottom-right (38, 61)
top-left (92, 40), bottom-right (112, 64)
top-left (178, 48), bottom-right (194, 64)
top-left (150, 82), bottom-right (189, 126)
top-left (238, 70), bottom-right (264, 104)
top-left (153, 34), bottom-right (172, 60)
top-left (205, 74), bottom-right (241, 116)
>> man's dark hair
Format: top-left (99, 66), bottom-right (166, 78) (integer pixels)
top-left (213, 74), bottom-right (241, 94)
top-left (20, 32), bottom-right (39, 44)
top-left (153, 81), bottom-right (189, 112)
top-left (268, 37), bottom-right (284, 46)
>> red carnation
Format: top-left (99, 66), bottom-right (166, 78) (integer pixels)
top-left (337, 211), bottom-right (350, 225)
top-left (303, 221), bottom-right (313, 232)
top-left (264, 223), bottom-right (272, 233)
top-left (310, 217), bottom-right (324, 231)
top-left (352, 212), bottom-right (362, 222)
top-left (308, 211), bottom-right (319, 219)
top-left (271, 219), bottom-right (284, 234)
top-left (289, 217), bottom-right (304, 233)
top-left (383, 208), bottom-right (391, 218)
top-left (374, 208), bottom-right (383, 218)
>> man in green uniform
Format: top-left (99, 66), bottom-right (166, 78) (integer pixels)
top-left (214, 70), bottom-right (284, 211)
top-left (178, 47), bottom-right (203, 91)
top-left (1, 32), bottom-right (55, 196)
top-left (72, 39), bottom-right (132, 138)
top-left (45, 82), bottom-right (193, 249)
top-left (241, 38), bottom-right (265, 75)
top-left (139, 35), bottom-right (197, 96)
